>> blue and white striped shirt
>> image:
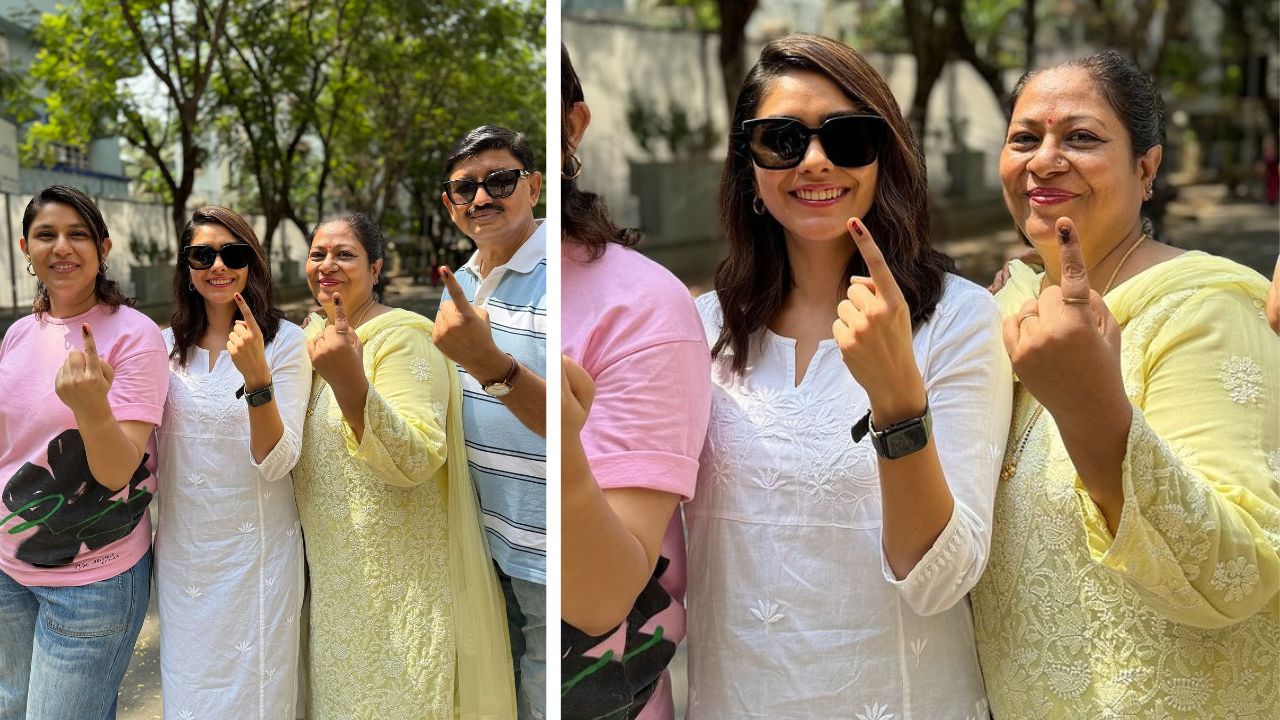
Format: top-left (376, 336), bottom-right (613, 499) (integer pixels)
top-left (445, 221), bottom-right (547, 584)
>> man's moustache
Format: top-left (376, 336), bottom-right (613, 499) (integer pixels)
top-left (467, 204), bottom-right (503, 218)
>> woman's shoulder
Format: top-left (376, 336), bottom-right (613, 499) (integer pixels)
top-left (102, 305), bottom-right (166, 352)
top-left (362, 307), bottom-right (433, 344)
top-left (569, 243), bottom-right (690, 297)
top-left (694, 290), bottom-right (723, 329)
top-left (933, 273), bottom-right (1001, 325)
top-left (265, 318), bottom-right (306, 353)
top-left (1114, 251), bottom-right (1270, 323)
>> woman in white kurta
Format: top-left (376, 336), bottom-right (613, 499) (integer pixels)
top-left (155, 207), bottom-right (309, 720)
top-left (684, 35), bottom-right (1011, 718)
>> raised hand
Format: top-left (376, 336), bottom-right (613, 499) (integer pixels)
top-left (833, 217), bottom-right (926, 424)
top-left (433, 266), bottom-right (508, 381)
top-left (561, 355), bottom-right (594, 439)
top-left (308, 292), bottom-right (365, 388)
top-left (1002, 217), bottom-right (1125, 420)
top-left (55, 323), bottom-right (116, 418)
top-left (228, 293), bottom-right (271, 390)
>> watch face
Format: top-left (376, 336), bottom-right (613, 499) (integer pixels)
top-left (484, 383), bottom-right (512, 398)
top-left (247, 387), bottom-right (273, 407)
top-left (885, 423), bottom-right (928, 459)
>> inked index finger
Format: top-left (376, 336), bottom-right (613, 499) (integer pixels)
top-left (332, 292), bottom-right (349, 334)
top-left (80, 323), bottom-right (102, 375)
top-left (847, 217), bottom-right (903, 301)
top-left (234, 292), bottom-right (260, 332)
top-left (1055, 217), bottom-right (1091, 304)
top-left (439, 267), bottom-right (474, 315)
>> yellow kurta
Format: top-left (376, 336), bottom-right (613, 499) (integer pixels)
top-left (972, 252), bottom-right (1280, 719)
top-left (293, 309), bottom-right (514, 719)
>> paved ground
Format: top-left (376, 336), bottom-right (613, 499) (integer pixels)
top-left (116, 184), bottom-right (1277, 719)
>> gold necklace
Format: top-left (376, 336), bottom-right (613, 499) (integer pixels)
top-left (1001, 234), bottom-right (1146, 482)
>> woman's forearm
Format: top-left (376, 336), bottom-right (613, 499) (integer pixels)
top-left (876, 438), bottom-right (955, 580)
top-left (74, 403), bottom-right (149, 492)
top-left (332, 375), bottom-right (370, 442)
top-left (1053, 396), bottom-right (1132, 534)
top-left (561, 437), bottom-right (678, 637)
top-left (247, 399), bottom-right (286, 465)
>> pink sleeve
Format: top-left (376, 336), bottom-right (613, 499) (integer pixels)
top-left (581, 333), bottom-right (711, 502)
top-left (105, 319), bottom-right (168, 427)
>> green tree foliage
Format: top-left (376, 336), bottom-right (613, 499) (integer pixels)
top-left (26, 0), bottom-right (233, 242)
top-left (21, 0), bottom-right (545, 255)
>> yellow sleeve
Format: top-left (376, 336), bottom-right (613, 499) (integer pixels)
top-left (1080, 288), bottom-right (1280, 627)
top-left (340, 324), bottom-right (451, 488)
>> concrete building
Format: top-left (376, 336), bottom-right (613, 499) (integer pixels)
top-left (0, 0), bottom-right (130, 198)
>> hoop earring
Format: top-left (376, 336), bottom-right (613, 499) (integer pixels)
top-left (188, 281), bottom-right (195, 292)
top-left (25, 260), bottom-right (35, 276)
top-left (752, 195), bottom-right (767, 216)
top-left (562, 154), bottom-right (583, 181)
top-left (99, 261), bottom-right (109, 275)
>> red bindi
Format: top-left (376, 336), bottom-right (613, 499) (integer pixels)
top-left (1047, 118), bottom-right (1055, 126)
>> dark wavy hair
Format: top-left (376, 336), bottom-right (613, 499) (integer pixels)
top-left (561, 44), bottom-right (640, 258)
top-left (713, 34), bottom-right (953, 373)
top-left (21, 185), bottom-right (132, 316)
top-left (169, 206), bottom-right (284, 366)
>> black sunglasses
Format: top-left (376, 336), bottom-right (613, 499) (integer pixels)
top-left (442, 168), bottom-right (530, 205)
top-left (743, 114), bottom-right (886, 170)
top-left (181, 243), bottom-right (255, 270)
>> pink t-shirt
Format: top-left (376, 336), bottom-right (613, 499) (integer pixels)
top-left (0, 304), bottom-right (167, 587)
top-left (563, 243), bottom-right (711, 720)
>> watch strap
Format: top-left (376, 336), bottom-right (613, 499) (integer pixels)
top-left (236, 382), bottom-right (274, 407)
top-left (483, 353), bottom-right (519, 391)
top-left (851, 403), bottom-right (932, 459)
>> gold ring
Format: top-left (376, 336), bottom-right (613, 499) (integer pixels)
top-left (1062, 297), bottom-right (1090, 305)
top-left (335, 328), bottom-right (348, 335)
top-left (1018, 312), bottom-right (1038, 325)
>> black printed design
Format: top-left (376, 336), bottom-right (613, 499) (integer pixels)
top-left (561, 557), bottom-right (678, 720)
top-left (2, 429), bottom-right (152, 568)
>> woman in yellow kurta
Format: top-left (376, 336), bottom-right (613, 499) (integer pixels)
top-left (293, 214), bottom-right (514, 719)
top-left (971, 52), bottom-right (1280, 718)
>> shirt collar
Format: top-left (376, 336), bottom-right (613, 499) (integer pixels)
top-left (460, 219), bottom-right (546, 280)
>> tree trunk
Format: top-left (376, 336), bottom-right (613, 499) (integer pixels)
top-left (717, 0), bottom-right (758, 115)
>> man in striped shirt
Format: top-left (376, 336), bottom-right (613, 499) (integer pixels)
top-left (436, 125), bottom-right (548, 719)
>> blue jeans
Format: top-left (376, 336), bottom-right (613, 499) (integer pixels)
top-left (498, 566), bottom-right (546, 720)
top-left (0, 551), bottom-right (150, 720)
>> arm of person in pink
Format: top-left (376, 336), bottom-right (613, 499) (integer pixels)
top-left (62, 322), bottom-right (167, 491)
top-left (562, 334), bottom-right (711, 637)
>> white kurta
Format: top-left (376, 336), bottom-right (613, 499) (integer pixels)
top-left (686, 276), bottom-right (1013, 720)
top-left (155, 322), bottom-right (309, 720)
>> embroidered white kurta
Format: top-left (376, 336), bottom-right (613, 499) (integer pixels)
top-left (155, 322), bottom-right (309, 720)
top-left (685, 276), bottom-right (1012, 720)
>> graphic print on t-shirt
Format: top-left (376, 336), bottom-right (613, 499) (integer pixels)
top-left (561, 557), bottom-right (679, 720)
top-left (2, 429), bottom-right (152, 568)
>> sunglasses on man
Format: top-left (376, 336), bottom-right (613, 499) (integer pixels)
top-left (442, 168), bottom-right (531, 206)
top-left (743, 114), bottom-right (886, 170)
top-left (181, 243), bottom-right (255, 270)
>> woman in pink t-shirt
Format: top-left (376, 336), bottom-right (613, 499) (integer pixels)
top-left (0, 185), bottom-right (168, 718)
top-left (560, 47), bottom-right (713, 720)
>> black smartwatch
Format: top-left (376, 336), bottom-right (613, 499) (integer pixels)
top-left (851, 404), bottom-right (932, 460)
top-left (236, 382), bottom-right (275, 408)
